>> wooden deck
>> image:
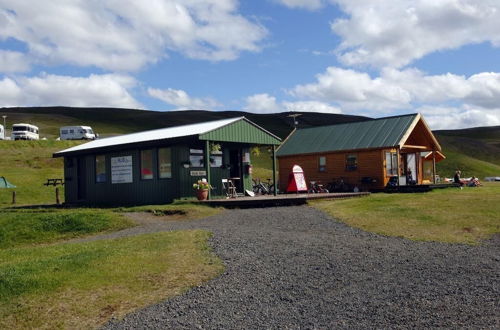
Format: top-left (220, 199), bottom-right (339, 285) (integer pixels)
top-left (198, 192), bottom-right (370, 208)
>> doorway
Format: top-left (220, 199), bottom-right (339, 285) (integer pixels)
top-left (229, 149), bottom-right (242, 191)
top-left (77, 157), bottom-right (86, 200)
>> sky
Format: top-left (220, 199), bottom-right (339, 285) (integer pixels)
top-left (1, 0), bottom-right (500, 129)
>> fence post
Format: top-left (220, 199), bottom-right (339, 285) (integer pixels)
top-left (12, 191), bottom-right (16, 204)
top-left (56, 187), bottom-right (60, 205)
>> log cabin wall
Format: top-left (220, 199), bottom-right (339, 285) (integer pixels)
top-left (278, 149), bottom-right (386, 191)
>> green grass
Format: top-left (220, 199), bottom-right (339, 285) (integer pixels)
top-left (311, 182), bottom-right (500, 244)
top-left (0, 230), bottom-right (224, 329)
top-left (436, 150), bottom-right (500, 179)
top-left (0, 209), bottom-right (134, 248)
top-left (0, 140), bottom-right (82, 206)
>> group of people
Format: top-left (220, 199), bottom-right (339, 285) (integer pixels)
top-left (454, 170), bottom-right (482, 188)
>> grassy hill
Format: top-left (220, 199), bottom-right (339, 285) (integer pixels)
top-left (0, 106), bottom-right (368, 139)
top-left (1, 107), bottom-right (499, 181)
top-left (435, 126), bottom-right (500, 178)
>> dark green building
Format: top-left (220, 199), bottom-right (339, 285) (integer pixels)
top-left (54, 117), bottom-right (281, 206)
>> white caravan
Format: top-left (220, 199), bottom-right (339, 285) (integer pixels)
top-left (11, 123), bottom-right (39, 140)
top-left (60, 126), bottom-right (97, 140)
top-left (0, 124), bottom-right (4, 140)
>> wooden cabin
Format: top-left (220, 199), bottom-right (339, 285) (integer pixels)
top-left (276, 113), bottom-right (444, 192)
top-left (53, 117), bottom-right (280, 206)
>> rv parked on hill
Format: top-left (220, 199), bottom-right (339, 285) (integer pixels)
top-left (11, 123), bottom-right (39, 140)
top-left (60, 126), bottom-right (97, 140)
top-left (0, 124), bottom-right (4, 140)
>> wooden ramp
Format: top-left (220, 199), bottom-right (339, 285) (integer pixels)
top-left (198, 192), bottom-right (370, 208)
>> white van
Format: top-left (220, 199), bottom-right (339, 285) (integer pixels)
top-left (11, 123), bottom-right (39, 140)
top-left (60, 126), bottom-right (97, 140)
top-left (0, 124), bottom-right (4, 140)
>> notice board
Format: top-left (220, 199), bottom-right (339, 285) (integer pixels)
top-left (111, 156), bottom-right (133, 184)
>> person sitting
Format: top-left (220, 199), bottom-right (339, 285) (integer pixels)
top-left (468, 176), bottom-right (481, 187)
top-left (454, 170), bottom-right (464, 188)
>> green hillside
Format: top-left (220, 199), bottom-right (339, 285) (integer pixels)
top-left (0, 106), bottom-right (368, 139)
top-left (1, 107), bottom-right (499, 182)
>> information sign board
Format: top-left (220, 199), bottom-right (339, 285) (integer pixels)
top-left (111, 156), bottom-right (133, 184)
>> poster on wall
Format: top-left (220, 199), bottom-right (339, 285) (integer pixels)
top-left (111, 156), bottom-right (133, 184)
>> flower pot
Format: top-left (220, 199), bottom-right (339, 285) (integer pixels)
top-left (196, 189), bottom-right (209, 201)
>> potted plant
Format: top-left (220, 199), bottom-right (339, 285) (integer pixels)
top-left (193, 179), bottom-right (211, 200)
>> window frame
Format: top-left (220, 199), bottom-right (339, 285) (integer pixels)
top-left (158, 147), bottom-right (172, 179)
top-left (345, 153), bottom-right (358, 171)
top-left (385, 151), bottom-right (398, 176)
top-left (140, 149), bottom-right (154, 180)
top-left (95, 155), bottom-right (107, 183)
top-left (318, 156), bottom-right (326, 172)
top-left (189, 148), bottom-right (205, 168)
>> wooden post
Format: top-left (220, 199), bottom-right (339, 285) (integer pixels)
top-left (56, 187), bottom-right (61, 205)
top-left (396, 147), bottom-right (401, 187)
top-left (205, 140), bottom-right (211, 200)
top-left (432, 150), bottom-right (437, 184)
top-left (12, 190), bottom-right (16, 204)
top-left (272, 145), bottom-right (277, 196)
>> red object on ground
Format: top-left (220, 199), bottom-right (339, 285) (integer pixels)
top-left (286, 165), bottom-right (308, 193)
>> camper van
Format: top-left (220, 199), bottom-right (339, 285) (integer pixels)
top-left (11, 123), bottom-right (39, 140)
top-left (0, 124), bottom-right (4, 140)
top-left (60, 126), bottom-right (97, 140)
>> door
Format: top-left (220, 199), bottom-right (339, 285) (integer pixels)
top-left (406, 153), bottom-right (417, 184)
top-left (229, 149), bottom-right (242, 191)
top-left (77, 157), bottom-right (87, 200)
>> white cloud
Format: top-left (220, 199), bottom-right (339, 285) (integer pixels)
top-left (331, 0), bottom-right (500, 68)
top-left (244, 93), bottom-right (281, 112)
top-left (418, 105), bottom-right (500, 130)
top-left (0, 74), bottom-right (141, 108)
top-left (291, 66), bottom-right (500, 117)
top-left (0, 0), bottom-right (267, 71)
top-left (282, 101), bottom-right (341, 113)
top-left (274, 0), bottom-right (324, 11)
top-left (244, 93), bottom-right (341, 114)
top-left (0, 51), bottom-right (30, 73)
top-left (148, 87), bottom-right (220, 110)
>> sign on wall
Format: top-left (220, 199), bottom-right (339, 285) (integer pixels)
top-left (111, 156), bottom-right (133, 184)
top-left (190, 170), bottom-right (207, 176)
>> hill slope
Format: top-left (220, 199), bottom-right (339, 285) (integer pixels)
top-left (1, 107), bottom-right (499, 178)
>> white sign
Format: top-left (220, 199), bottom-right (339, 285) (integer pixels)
top-left (111, 156), bottom-right (133, 184)
top-left (190, 170), bottom-right (207, 176)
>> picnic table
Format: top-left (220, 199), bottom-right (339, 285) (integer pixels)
top-left (44, 178), bottom-right (64, 186)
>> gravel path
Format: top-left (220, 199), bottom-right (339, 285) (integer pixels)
top-left (103, 206), bottom-right (499, 329)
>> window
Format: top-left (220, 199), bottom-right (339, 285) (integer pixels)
top-left (345, 154), bottom-right (358, 171)
top-left (141, 149), bottom-right (154, 179)
top-left (61, 130), bottom-right (68, 134)
top-left (189, 149), bottom-right (204, 167)
top-left (158, 148), bottom-right (172, 178)
top-left (69, 129), bottom-right (74, 134)
top-left (318, 156), bottom-right (326, 172)
top-left (210, 150), bottom-right (223, 168)
top-left (385, 152), bottom-right (398, 176)
top-left (95, 155), bottom-right (106, 182)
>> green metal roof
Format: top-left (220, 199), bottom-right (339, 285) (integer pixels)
top-left (199, 117), bottom-right (281, 145)
top-left (276, 114), bottom-right (419, 157)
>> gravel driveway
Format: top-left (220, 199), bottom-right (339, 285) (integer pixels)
top-left (104, 206), bottom-right (499, 329)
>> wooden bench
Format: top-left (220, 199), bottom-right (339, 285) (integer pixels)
top-left (44, 178), bottom-right (64, 186)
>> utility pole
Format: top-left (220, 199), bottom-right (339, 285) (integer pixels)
top-left (287, 113), bottom-right (302, 129)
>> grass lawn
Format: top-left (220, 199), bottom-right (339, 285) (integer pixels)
top-left (0, 230), bottom-right (223, 329)
top-left (311, 182), bottom-right (500, 245)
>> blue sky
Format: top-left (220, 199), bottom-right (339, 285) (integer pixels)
top-left (1, 0), bottom-right (500, 129)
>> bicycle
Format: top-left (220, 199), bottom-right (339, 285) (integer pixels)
top-left (308, 181), bottom-right (329, 193)
top-left (252, 178), bottom-right (270, 195)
